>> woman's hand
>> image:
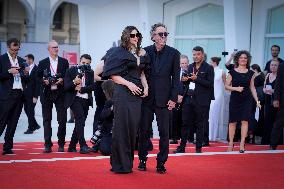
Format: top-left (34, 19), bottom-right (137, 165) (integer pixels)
top-left (127, 82), bottom-right (142, 96)
top-left (139, 49), bottom-right (146, 56)
top-left (141, 87), bottom-right (148, 98)
top-left (256, 100), bottom-right (261, 109)
top-left (235, 86), bottom-right (244, 92)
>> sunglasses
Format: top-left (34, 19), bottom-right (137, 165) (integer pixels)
top-left (156, 32), bottom-right (169, 37)
top-left (130, 33), bottom-right (141, 38)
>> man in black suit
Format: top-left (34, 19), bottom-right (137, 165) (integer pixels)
top-left (138, 23), bottom-right (180, 174)
top-left (174, 46), bottom-right (214, 154)
top-left (23, 54), bottom-right (41, 134)
top-left (270, 61), bottom-right (284, 149)
top-left (37, 40), bottom-right (69, 153)
top-left (264, 45), bottom-right (284, 74)
top-left (0, 38), bottom-right (29, 155)
top-left (64, 54), bottom-right (95, 154)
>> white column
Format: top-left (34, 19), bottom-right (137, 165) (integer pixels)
top-left (34, 0), bottom-right (51, 42)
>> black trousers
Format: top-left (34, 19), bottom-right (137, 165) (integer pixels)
top-left (41, 91), bottom-right (67, 147)
top-left (23, 96), bottom-right (39, 130)
top-left (138, 104), bottom-right (170, 163)
top-left (270, 105), bottom-right (284, 147)
top-left (180, 98), bottom-right (210, 149)
top-left (170, 107), bottom-right (182, 140)
top-left (262, 104), bottom-right (278, 144)
top-left (0, 90), bottom-right (23, 151)
top-left (69, 97), bottom-right (89, 148)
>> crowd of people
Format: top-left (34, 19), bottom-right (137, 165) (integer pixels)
top-left (0, 23), bottom-right (284, 174)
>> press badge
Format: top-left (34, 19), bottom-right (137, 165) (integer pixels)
top-left (189, 82), bottom-right (195, 90)
top-left (51, 84), bottom-right (58, 90)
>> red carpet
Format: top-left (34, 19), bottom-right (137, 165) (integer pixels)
top-left (1, 141), bottom-right (284, 189)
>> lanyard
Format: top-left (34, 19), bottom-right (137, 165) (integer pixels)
top-left (50, 63), bottom-right (57, 75)
top-left (193, 64), bottom-right (200, 75)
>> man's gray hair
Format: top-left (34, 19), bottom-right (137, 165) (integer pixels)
top-left (150, 23), bottom-right (167, 36)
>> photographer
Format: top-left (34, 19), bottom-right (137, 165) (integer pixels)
top-left (91, 80), bottom-right (114, 156)
top-left (37, 40), bottom-right (69, 153)
top-left (0, 38), bottom-right (29, 155)
top-left (65, 54), bottom-right (95, 154)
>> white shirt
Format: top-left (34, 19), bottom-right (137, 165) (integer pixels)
top-left (7, 52), bottom-right (23, 90)
top-left (76, 70), bottom-right (88, 99)
top-left (29, 63), bottom-right (35, 75)
top-left (49, 56), bottom-right (58, 76)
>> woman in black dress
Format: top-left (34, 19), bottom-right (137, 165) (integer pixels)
top-left (262, 60), bottom-right (279, 144)
top-left (102, 26), bottom-right (149, 173)
top-left (225, 50), bottom-right (261, 153)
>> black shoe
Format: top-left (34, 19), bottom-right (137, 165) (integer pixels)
top-left (196, 148), bottom-right (202, 153)
top-left (24, 129), bottom-right (34, 134)
top-left (269, 145), bottom-right (277, 150)
top-left (202, 142), bottom-right (210, 147)
top-left (170, 139), bottom-right (178, 144)
top-left (138, 159), bottom-right (147, 171)
top-left (43, 146), bottom-right (52, 153)
top-left (67, 119), bottom-right (75, 123)
top-left (67, 147), bottom-right (77, 152)
top-left (156, 162), bottom-right (166, 174)
top-left (80, 146), bottom-right (91, 154)
top-left (2, 149), bottom-right (14, 155)
top-left (173, 146), bottom-right (185, 153)
top-left (58, 146), bottom-right (64, 152)
top-left (33, 125), bottom-right (41, 131)
top-left (91, 145), bottom-right (99, 153)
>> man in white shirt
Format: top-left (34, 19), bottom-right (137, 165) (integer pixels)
top-left (0, 38), bottom-right (29, 155)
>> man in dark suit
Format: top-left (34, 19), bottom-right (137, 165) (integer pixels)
top-left (138, 23), bottom-right (180, 174)
top-left (37, 40), bottom-right (69, 153)
top-left (174, 46), bottom-right (214, 153)
top-left (270, 61), bottom-right (284, 149)
top-left (23, 54), bottom-right (40, 134)
top-left (0, 38), bottom-right (29, 155)
top-left (64, 54), bottom-right (95, 154)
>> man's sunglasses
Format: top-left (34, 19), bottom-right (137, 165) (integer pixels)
top-left (156, 32), bottom-right (169, 37)
top-left (130, 33), bottom-right (141, 38)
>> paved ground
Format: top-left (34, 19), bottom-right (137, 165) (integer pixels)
top-left (0, 100), bottom-right (159, 143)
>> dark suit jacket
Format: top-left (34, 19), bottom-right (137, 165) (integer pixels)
top-left (143, 45), bottom-right (180, 108)
top-left (0, 53), bottom-right (26, 101)
top-left (37, 56), bottom-right (69, 102)
top-left (23, 65), bottom-right (40, 99)
top-left (274, 62), bottom-right (284, 105)
top-left (187, 61), bottom-right (214, 107)
top-left (64, 66), bottom-right (95, 108)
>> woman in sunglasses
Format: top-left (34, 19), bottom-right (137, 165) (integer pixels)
top-left (103, 26), bottom-right (149, 174)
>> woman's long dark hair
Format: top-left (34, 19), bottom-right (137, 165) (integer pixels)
top-left (233, 50), bottom-right (251, 69)
top-left (120, 26), bottom-right (142, 55)
top-left (101, 80), bottom-right (115, 100)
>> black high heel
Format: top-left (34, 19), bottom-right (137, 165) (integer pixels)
top-left (239, 143), bottom-right (245, 153)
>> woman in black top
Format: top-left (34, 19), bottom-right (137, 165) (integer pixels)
top-left (225, 50), bottom-right (261, 153)
top-left (262, 60), bottom-right (279, 144)
top-left (102, 26), bottom-right (149, 173)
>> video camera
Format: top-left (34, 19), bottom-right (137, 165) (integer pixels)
top-left (43, 69), bottom-right (62, 85)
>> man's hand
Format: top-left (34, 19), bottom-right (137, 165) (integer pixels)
top-left (167, 100), bottom-right (176, 111)
top-left (181, 76), bottom-right (190, 82)
top-left (32, 97), bottom-right (38, 104)
top-left (55, 78), bottom-right (64, 85)
top-left (43, 79), bottom-right (49, 86)
top-left (24, 67), bottom-right (30, 75)
top-left (75, 85), bottom-right (81, 91)
top-left (190, 73), bottom-right (197, 81)
top-left (8, 67), bottom-right (19, 75)
top-left (73, 76), bottom-right (82, 85)
top-left (273, 100), bottom-right (280, 108)
top-left (177, 95), bottom-right (183, 104)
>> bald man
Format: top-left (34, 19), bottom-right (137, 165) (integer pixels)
top-left (37, 40), bottom-right (69, 153)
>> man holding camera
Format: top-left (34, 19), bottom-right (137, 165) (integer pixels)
top-left (23, 54), bottom-right (41, 134)
top-left (64, 54), bottom-right (95, 154)
top-left (174, 46), bottom-right (214, 153)
top-left (37, 40), bottom-right (69, 153)
top-left (0, 38), bottom-right (29, 155)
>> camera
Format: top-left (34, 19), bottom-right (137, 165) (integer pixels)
top-left (90, 124), bottom-right (102, 145)
top-left (77, 64), bottom-right (91, 78)
top-left (43, 69), bottom-right (62, 85)
top-left (182, 70), bottom-right (190, 77)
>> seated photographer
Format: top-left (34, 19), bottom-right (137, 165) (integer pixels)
top-left (91, 80), bottom-right (115, 156)
top-left (64, 54), bottom-right (95, 154)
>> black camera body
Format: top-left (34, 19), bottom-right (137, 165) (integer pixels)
top-left (90, 124), bottom-right (102, 145)
top-left (182, 70), bottom-right (190, 77)
top-left (77, 64), bottom-right (91, 79)
top-left (43, 69), bottom-right (61, 85)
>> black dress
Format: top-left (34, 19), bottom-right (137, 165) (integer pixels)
top-left (102, 47), bottom-right (149, 173)
top-left (229, 69), bottom-right (254, 123)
